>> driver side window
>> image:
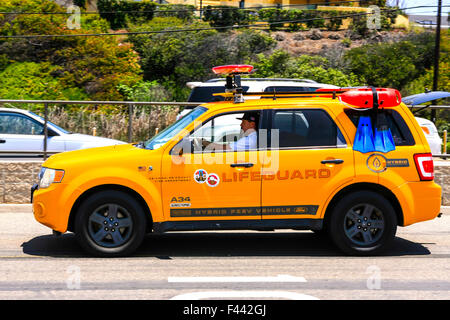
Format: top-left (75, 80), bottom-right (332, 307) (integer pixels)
top-left (192, 112), bottom-right (243, 145)
top-left (171, 111), bottom-right (257, 155)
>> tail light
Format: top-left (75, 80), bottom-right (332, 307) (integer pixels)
top-left (414, 153), bottom-right (434, 181)
top-left (420, 126), bottom-right (430, 135)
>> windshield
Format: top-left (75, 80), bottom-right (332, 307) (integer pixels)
top-left (144, 106), bottom-right (207, 150)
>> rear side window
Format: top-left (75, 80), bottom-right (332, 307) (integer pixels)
top-left (344, 109), bottom-right (415, 146)
top-left (270, 109), bottom-right (346, 148)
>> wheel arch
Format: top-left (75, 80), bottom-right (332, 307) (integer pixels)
top-left (323, 183), bottom-right (404, 228)
top-left (67, 184), bottom-right (153, 233)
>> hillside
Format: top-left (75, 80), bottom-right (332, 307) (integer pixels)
top-left (270, 29), bottom-right (410, 56)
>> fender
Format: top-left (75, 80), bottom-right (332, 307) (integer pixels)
top-left (57, 166), bottom-right (162, 232)
top-left (319, 176), bottom-right (403, 224)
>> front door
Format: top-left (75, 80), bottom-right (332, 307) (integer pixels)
top-left (0, 112), bottom-right (64, 154)
top-left (161, 110), bottom-right (264, 221)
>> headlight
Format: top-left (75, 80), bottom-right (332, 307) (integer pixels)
top-left (39, 167), bottom-right (65, 189)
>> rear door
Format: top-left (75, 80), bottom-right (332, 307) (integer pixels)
top-left (260, 107), bottom-right (355, 220)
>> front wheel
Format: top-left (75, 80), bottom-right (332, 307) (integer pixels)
top-left (328, 191), bottom-right (397, 256)
top-left (75, 190), bottom-right (147, 257)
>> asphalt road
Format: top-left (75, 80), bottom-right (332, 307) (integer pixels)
top-left (0, 205), bottom-right (449, 300)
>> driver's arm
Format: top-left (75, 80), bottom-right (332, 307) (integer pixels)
top-left (202, 139), bottom-right (231, 151)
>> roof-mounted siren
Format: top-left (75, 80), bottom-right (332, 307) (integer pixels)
top-left (211, 64), bottom-right (254, 103)
top-left (337, 87), bottom-right (402, 109)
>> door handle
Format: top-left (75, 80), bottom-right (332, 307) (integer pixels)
top-left (0, 139), bottom-right (5, 143)
top-left (321, 159), bottom-right (344, 164)
top-left (230, 163), bottom-right (254, 168)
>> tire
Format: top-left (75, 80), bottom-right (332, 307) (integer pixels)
top-left (74, 190), bottom-right (147, 257)
top-left (328, 191), bottom-right (397, 256)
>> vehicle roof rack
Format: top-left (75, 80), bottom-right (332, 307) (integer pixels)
top-left (215, 90), bottom-right (344, 101)
top-left (215, 88), bottom-right (402, 109)
top-left (205, 78), bottom-right (318, 84)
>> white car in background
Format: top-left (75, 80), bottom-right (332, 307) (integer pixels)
top-left (403, 91), bottom-right (450, 156)
top-left (415, 116), bottom-right (443, 155)
top-left (186, 78), bottom-right (340, 103)
top-left (0, 108), bottom-right (126, 155)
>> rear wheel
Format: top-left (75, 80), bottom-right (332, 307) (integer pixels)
top-left (328, 191), bottom-right (397, 255)
top-left (75, 190), bottom-right (147, 257)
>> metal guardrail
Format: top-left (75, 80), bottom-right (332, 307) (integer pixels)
top-left (0, 99), bottom-right (200, 159)
top-left (0, 99), bottom-right (448, 160)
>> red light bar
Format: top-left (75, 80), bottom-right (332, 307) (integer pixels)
top-left (212, 65), bottom-right (254, 75)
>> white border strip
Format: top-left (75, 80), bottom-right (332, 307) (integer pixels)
top-left (170, 290), bottom-right (319, 300)
top-left (168, 274), bottom-right (307, 283)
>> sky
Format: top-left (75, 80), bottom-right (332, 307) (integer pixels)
top-left (387, 0), bottom-right (449, 16)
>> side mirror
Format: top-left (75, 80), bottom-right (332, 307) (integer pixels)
top-left (171, 137), bottom-right (192, 157)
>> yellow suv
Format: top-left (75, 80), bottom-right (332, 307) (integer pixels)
top-left (31, 66), bottom-right (442, 257)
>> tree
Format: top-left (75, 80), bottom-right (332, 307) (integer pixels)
top-left (250, 50), bottom-right (362, 87)
top-left (0, 0), bottom-right (143, 101)
top-left (343, 33), bottom-right (435, 90)
top-left (127, 17), bottom-right (276, 100)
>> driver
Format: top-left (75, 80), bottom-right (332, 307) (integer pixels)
top-left (202, 112), bottom-right (259, 151)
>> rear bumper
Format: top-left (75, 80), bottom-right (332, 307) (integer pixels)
top-left (394, 181), bottom-right (442, 226)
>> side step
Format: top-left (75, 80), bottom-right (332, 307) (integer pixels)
top-left (153, 219), bottom-right (323, 234)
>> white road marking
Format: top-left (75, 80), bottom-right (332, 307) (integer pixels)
top-left (168, 274), bottom-right (307, 283)
top-left (170, 290), bottom-right (319, 300)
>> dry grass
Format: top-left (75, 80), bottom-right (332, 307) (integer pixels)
top-left (46, 105), bottom-right (180, 142)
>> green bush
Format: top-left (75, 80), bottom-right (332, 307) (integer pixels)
top-left (322, 10), bottom-right (345, 31)
top-left (155, 4), bottom-right (195, 21)
top-left (203, 5), bottom-right (257, 29)
top-left (302, 9), bottom-right (326, 30)
top-left (350, 7), bottom-right (400, 36)
top-left (97, 0), bottom-right (156, 29)
top-left (259, 8), bottom-right (354, 31)
top-left (257, 9), bottom-right (330, 31)
top-left (97, 0), bottom-right (196, 30)
top-left (0, 54), bottom-right (10, 71)
top-left (257, 8), bottom-right (290, 31)
top-left (0, 62), bottom-right (88, 101)
top-left (117, 81), bottom-right (173, 102)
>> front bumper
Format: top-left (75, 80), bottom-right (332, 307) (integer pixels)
top-left (30, 183), bottom-right (38, 203)
top-left (31, 183), bottom-right (73, 233)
